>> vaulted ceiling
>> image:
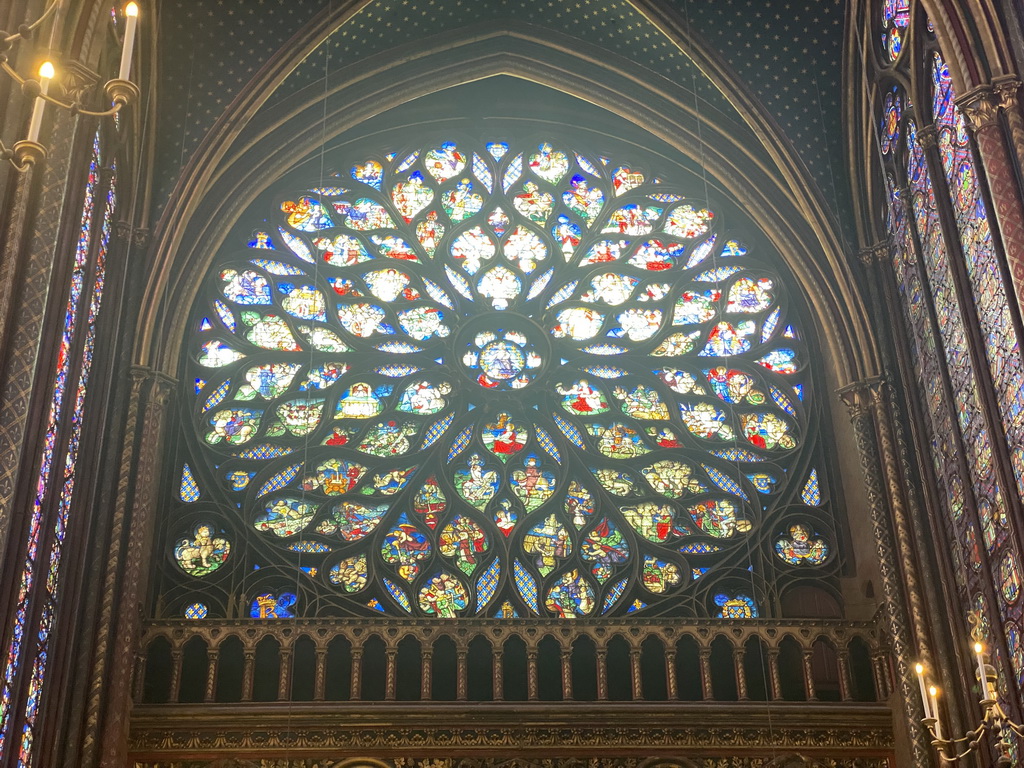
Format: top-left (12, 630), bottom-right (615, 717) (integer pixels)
top-left (153, 0), bottom-right (850, 234)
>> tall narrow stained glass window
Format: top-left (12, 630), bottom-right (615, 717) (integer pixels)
top-left (872, 0), bottom-right (1024, 707)
top-left (0, 132), bottom-right (116, 764)
top-left (163, 137), bottom-right (840, 620)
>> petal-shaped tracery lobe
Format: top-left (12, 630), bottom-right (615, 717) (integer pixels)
top-left (183, 138), bottom-right (814, 618)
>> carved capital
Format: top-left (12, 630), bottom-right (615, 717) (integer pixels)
top-left (992, 75), bottom-right (1022, 111)
top-left (858, 240), bottom-right (890, 267)
top-left (957, 87), bottom-right (1002, 133)
top-left (60, 60), bottom-right (101, 105)
top-left (915, 125), bottom-right (939, 150)
top-left (836, 377), bottom-right (884, 420)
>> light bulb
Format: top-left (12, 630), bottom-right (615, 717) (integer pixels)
top-left (39, 61), bottom-right (55, 80)
top-left (915, 663), bottom-right (923, 674)
top-left (125, 2), bottom-right (139, 16)
top-left (929, 685), bottom-right (938, 697)
top-left (974, 642), bottom-right (983, 654)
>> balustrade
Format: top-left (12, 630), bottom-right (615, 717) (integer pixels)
top-left (138, 618), bottom-right (884, 706)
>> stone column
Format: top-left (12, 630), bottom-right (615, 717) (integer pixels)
top-left (838, 380), bottom-right (932, 766)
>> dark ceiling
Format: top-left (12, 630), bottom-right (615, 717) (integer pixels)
top-left (153, 0), bottom-right (850, 237)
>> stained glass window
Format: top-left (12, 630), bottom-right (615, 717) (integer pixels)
top-left (0, 132), bottom-right (116, 762)
top-left (873, 0), bottom-right (1024, 708)
top-left (167, 138), bottom-right (832, 619)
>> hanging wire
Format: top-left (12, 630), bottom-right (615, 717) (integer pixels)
top-left (680, 0), bottom-right (780, 744)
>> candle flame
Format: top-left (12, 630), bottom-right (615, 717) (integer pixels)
top-left (929, 685), bottom-right (939, 697)
top-left (125, 2), bottom-right (139, 16)
top-left (974, 642), bottom-right (984, 654)
top-left (38, 61), bottom-right (55, 80)
top-left (915, 663), bottom-right (924, 674)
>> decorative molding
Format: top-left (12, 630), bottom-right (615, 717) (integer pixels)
top-left (128, 704), bottom-right (895, 759)
top-left (59, 60), bottom-right (102, 105)
top-left (836, 377), bottom-right (883, 421)
top-left (130, 757), bottom-right (893, 768)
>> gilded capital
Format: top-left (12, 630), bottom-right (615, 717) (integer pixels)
top-left (915, 126), bottom-right (938, 150)
top-left (992, 76), bottom-right (1022, 111)
top-left (837, 376), bottom-right (884, 420)
top-left (858, 240), bottom-right (890, 267)
top-left (957, 87), bottom-right (1002, 133)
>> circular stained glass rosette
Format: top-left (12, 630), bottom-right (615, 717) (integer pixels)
top-left (183, 139), bottom-right (813, 617)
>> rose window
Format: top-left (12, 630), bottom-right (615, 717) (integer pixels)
top-left (176, 138), bottom-right (820, 618)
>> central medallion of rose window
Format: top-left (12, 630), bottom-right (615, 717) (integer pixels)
top-left (461, 326), bottom-right (544, 389)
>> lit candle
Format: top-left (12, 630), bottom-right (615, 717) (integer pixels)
top-left (118, 2), bottom-right (139, 81)
top-left (929, 686), bottom-right (942, 740)
top-left (915, 663), bottom-right (932, 719)
top-left (26, 61), bottom-right (54, 145)
top-left (974, 642), bottom-right (989, 699)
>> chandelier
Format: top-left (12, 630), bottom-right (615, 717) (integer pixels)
top-left (0, 0), bottom-right (140, 169)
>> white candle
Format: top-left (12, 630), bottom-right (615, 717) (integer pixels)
top-left (26, 62), bottom-right (54, 144)
top-left (118, 3), bottom-right (139, 81)
top-left (929, 686), bottom-right (942, 740)
top-left (974, 642), bottom-right (989, 698)
top-left (915, 663), bottom-right (932, 719)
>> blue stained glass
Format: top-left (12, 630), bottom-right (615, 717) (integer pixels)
top-left (761, 307), bottom-right (780, 342)
top-left (574, 152), bottom-right (601, 176)
top-left (447, 426), bottom-right (474, 462)
top-left (581, 366), bottom-right (626, 379)
top-left (487, 142), bottom-right (509, 159)
top-left (701, 464), bottom-right (750, 501)
top-left (694, 266), bottom-right (742, 282)
top-left (249, 259), bottom-right (304, 276)
top-left (472, 153), bottom-right (493, 193)
top-left (383, 577), bottom-right (412, 612)
top-left (248, 231), bottom-right (275, 249)
top-left (582, 344), bottom-right (627, 355)
top-left (374, 342), bottom-right (422, 354)
top-left (769, 385), bottom-right (796, 417)
top-left (445, 265), bottom-right (474, 299)
top-left (396, 151), bottom-right (419, 172)
top-left (184, 602), bottom-right (208, 619)
top-left (627, 599), bottom-right (647, 613)
top-left (513, 559), bottom-right (538, 612)
top-left (502, 153), bottom-right (524, 193)
top-left (534, 426), bottom-right (561, 464)
top-left (367, 598), bottom-right (385, 613)
top-left (476, 559), bottom-right (501, 611)
top-left (602, 577), bottom-right (629, 614)
top-left (256, 463), bottom-right (302, 498)
top-left (233, 444), bottom-right (292, 460)
top-left (545, 280), bottom-right (578, 308)
top-left (680, 542), bottom-right (723, 554)
top-left (553, 413), bottom-right (585, 448)
top-left (422, 277), bottom-right (455, 308)
top-left (214, 300), bottom-right (237, 331)
top-left (527, 268), bottom-right (554, 301)
top-left (420, 412), bottom-right (455, 450)
top-left (250, 592), bottom-right (297, 618)
top-left (179, 464), bottom-right (201, 502)
top-left (710, 448), bottom-right (763, 462)
top-left (801, 469), bottom-right (821, 506)
top-left (374, 364), bottom-right (422, 377)
top-left (715, 592), bottom-right (758, 618)
top-left (202, 379), bottom-right (231, 411)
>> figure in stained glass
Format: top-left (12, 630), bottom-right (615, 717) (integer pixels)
top-left (774, 523), bottom-right (828, 565)
top-left (545, 570), bottom-right (595, 617)
top-left (454, 454), bottom-right (500, 509)
top-left (418, 571), bottom-right (469, 617)
top-left (336, 382), bottom-right (387, 418)
top-left (174, 525), bottom-right (230, 577)
top-left (510, 455), bottom-right (557, 510)
top-left (381, 514), bottom-right (432, 580)
top-left (523, 514), bottom-right (572, 574)
top-left (482, 413), bottom-right (528, 459)
top-left (439, 515), bottom-right (488, 574)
